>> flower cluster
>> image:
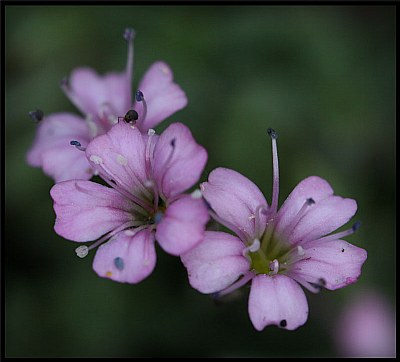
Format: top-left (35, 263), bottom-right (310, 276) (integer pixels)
top-left (27, 28), bottom-right (367, 331)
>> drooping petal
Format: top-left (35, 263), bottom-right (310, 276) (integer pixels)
top-left (289, 196), bottom-right (358, 245)
top-left (181, 231), bottom-right (250, 294)
top-left (50, 180), bottom-right (137, 242)
top-left (287, 238), bottom-right (367, 291)
top-left (85, 121), bottom-right (152, 205)
top-left (248, 274), bottom-right (309, 331)
top-left (134, 61), bottom-right (187, 132)
top-left (93, 228), bottom-right (156, 284)
top-left (201, 167), bottom-right (268, 240)
top-left (274, 176), bottom-right (334, 237)
top-left (156, 194), bottom-right (209, 256)
top-left (66, 67), bottom-right (131, 122)
top-left (153, 122), bottom-right (207, 199)
top-left (26, 113), bottom-right (92, 182)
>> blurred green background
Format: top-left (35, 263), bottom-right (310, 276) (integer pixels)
top-left (5, 5), bottom-right (396, 357)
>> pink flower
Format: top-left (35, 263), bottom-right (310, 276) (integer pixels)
top-left (334, 289), bottom-right (396, 357)
top-left (50, 121), bottom-right (208, 284)
top-left (27, 28), bottom-right (188, 182)
top-left (182, 128), bottom-right (367, 331)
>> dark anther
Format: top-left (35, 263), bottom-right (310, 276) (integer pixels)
top-left (341, 248), bottom-right (345, 252)
top-left (318, 278), bottom-right (326, 286)
top-left (70, 140), bottom-right (81, 147)
top-left (123, 27), bottom-right (135, 41)
top-left (280, 319), bottom-right (287, 328)
top-left (306, 198), bottom-right (315, 205)
top-left (352, 221), bottom-right (361, 232)
top-left (170, 138), bottom-right (176, 147)
top-left (267, 128), bottom-right (278, 140)
top-left (114, 257), bottom-right (125, 271)
top-left (135, 90), bottom-right (144, 102)
top-left (28, 109), bottom-right (44, 123)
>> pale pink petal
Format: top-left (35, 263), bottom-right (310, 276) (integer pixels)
top-left (287, 238), bottom-right (367, 291)
top-left (85, 122), bottom-right (151, 203)
top-left (181, 231), bottom-right (250, 294)
top-left (201, 167), bottom-right (268, 240)
top-left (289, 196), bottom-right (358, 245)
top-left (67, 67), bottom-right (131, 120)
top-left (134, 61), bottom-right (187, 131)
top-left (50, 180), bottom-right (136, 242)
top-left (248, 274), bottom-right (309, 331)
top-left (153, 123), bottom-right (207, 199)
top-left (274, 176), bottom-right (334, 237)
top-left (156, 195), bottom-right (209, 256)
top-left (26, 113), bottom-right (92, 182)
top-left (93, 228), bottom-right (156, 284)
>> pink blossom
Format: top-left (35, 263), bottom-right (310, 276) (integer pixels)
top-left (182, 128), bottom-right (367, 331)
top-left (50, 121), bottom-right (208, 284)
top-left (27, 28), bottom-right (188, 182)
top-left (334, 289), bottom-right (396, 357)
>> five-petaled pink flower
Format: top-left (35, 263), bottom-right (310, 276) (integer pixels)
top-left (27, 27), bottom-right (188, 182)
top-left (182, 128), bottom-right (367, 331)
top-left (50, 121), bottom-right (208, 284)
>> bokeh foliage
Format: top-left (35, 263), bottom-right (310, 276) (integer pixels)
top-left (5, 4), bottom-right (395, 357)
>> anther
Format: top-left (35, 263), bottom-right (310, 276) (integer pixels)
top-left (170, 138), bottom-right (176, 147)
top-left (297, 245), bottom-right (305, 256)
top-left (306, 198), bottom-right (315, 205)
top-left (279, 319), bottom-right (287, 328)
top-left (352, 221), bottom-right (361, 232)
top-left (123, 27), bottom-right (135, 41)
top-left (267, 128), bottom-right (278, 140)
top-left (124, 109), bottom-right (139, 123)
top-left (191, 189), bottom-right (203, 199)
top-left (147, 129), bottom-right (156, 136)
top-left (75, 245), bottom-right (89, 258)
top-left (135, 90), bottom-right (144, 102)
top-left (70, 140), bottom-right (86, 152)
top-left (28, 109), bottom-right (44, 123)
top-left (243, 239), bottom-right (261, 258)
top-left (154, 211), bottom-right (164, 224)
top-left (269, 259), bottom-right (279, 275)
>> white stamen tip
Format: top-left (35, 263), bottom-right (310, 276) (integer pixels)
top-left (269, 259), bottom-right (279, 275)
top-left (200, 183), bottom-right (205, 192)
top-left (297, 245), bottom-right (305, 256)
top-left (124, 229), bottom-right (136, 236)
top-left (147, 129), bottom-right (156, 136)
top-left (243, 238), bottom-right (261, 258)
top-left (248, 214), bottom-right (256, 220)
top-left (90, 155), bottom-right (103, 165)
top-left (191, 189), bottom-right (202, 199)
top-left (75, 245), bottom-right (89, 258)
top-left (144, 179), bottom-right (154, 188)
top-left (116, 154), bottom-right (128, 166)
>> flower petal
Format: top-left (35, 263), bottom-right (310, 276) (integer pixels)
top-left (67, 67), bottom-right (131, 120)
top-left (134, 61), bottom-right (187, 131)
top-left (181, 231), bottom-right (250, 294)
top-left (26, 113), bottom-right (92, 182)
top-left (290, 196), bottom-right (358, 245)
top-left (156, 194), bottom-right (209, 256)
top-left (287, 238), bottom-right (367, 291)
top-left (153, 122), bottom-right (207, 199)
top-left (274, 176), bottom-right (334, 237)
top-left (50, 180), bottom-right (136, 242)
top-left (85, 121), bottom-right (152, 203)
top-left (201, 167), bottom-right (268, 240)
top-left (248, 274), bottom-right (309, 331)
top-left (93, 228), bottom-right (156, 284)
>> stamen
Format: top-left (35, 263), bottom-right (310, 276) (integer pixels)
top-left (158, 138), bottom-right (177, 201)
top-left (114, 257), bottom-right (125, 270)
top-left (311, 220), bottom-right (361, 244)
top-left (214, 271), bottom-right (255, 298)
top-left (28, 109), bottom-right (44, 123)
top-left (70, 140), bottom-right (86, 152)
top-left (253, 204), bottom-right (268, 238)
top-left (269, 259), bottom-right (279, 275)
top-left (145, 129), bottom-right (159, 207)
top-left (207, 207), bottom-right (251, 243)
top-left (190, 189), bottom-right (203, 199)
top-left (281, 197), bottom-right (315, 240)
top-left (124, 28), bottom-right (135, 94)
top-left (267, 128), bottom-right (279, 216)
top-left (135, 90), bottom-right (147, 128)
top-left (242, 238), bottom-right (261, 258)
top-left (119, 109), bottom-right (138, 124)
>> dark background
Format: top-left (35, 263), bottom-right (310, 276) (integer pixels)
top-left (4, 4), bottom-right (396, 357)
